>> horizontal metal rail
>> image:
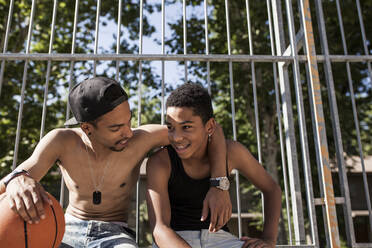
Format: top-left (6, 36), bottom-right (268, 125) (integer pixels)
top-left (1, 53), bottom-right (372, 62)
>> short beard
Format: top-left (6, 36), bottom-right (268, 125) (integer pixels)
top-left (109, 146), bottom-right (125, 152)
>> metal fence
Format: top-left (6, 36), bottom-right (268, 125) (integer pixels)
top-left (1, 0), bottom-right (371, 247)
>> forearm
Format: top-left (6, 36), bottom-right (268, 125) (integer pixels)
top-left (262, 185), bottom-right (282, 243)
top-left (208, 124), bottom-right (227, 177)
top-left (153, 225), bottom-right (191, 248)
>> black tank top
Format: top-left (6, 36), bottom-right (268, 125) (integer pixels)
top-left (167, 145), bottom-right (229, 231)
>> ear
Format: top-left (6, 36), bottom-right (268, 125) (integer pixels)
top-left (205, 118), bottom-right (216, 136)
top-left (80, 122), bottom-right (93, 136)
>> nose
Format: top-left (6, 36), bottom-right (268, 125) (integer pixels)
top-left (170, 130), bottom-right (183, 143)
top-left (122, 126), bottom-right (133, 139)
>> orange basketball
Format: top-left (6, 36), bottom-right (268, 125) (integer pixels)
top-left (0, 192), bottom-right (65, 248)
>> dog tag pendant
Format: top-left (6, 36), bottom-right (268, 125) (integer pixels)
top-left (93, 191), bottom-right (101, 205)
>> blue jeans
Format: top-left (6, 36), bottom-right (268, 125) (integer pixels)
top-left (59, 214), bottom-right (138, 248)
top-left (152, 229), bottom-right (244, 248)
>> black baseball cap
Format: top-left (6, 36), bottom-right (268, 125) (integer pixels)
top-left (64, 77), bottom-right (129, 126)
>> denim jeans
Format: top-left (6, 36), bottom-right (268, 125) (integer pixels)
top-left (152, 229), bottom-right (244, 248)
top-left (59, 213), bottom-right (138, 248)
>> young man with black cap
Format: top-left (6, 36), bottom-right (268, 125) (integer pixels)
top-left (0, 77), bottom-right (231, 248)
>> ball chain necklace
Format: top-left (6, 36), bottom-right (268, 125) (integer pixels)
top-left (84, 136), bottom-right (112, 205)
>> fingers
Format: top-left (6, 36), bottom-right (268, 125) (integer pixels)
top-left (31, 190), bottom-right (45, 220)
top-left (9, 195), bottom-right (32, 223)
top-left (241, 237), bottom-right (271, 248)
top-left (208, 207), bottom-right (218, 232)
top-left (6, 177), bottom-right (47, 224)
top-left (201, 199), bottom-right (209, 222)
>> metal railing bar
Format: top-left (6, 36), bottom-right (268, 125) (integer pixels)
top-left (284, 0), bottom-right (308, 243)
top-left (183, 0), bottom-right (188, 83)
top-left (354, 0), bottom-right (372, 238)
top-left (93, 0), bottom-right (101, 77)
top-left (161, 0), bottom-right (165, 125)
top-left (12, 0), bottom-right (36, 170)
top-left (61, 0), bottom-right (80, 207)
top-left (2, 53), bottom-right (371, 62)
top-left (299, 0), bottom-right (341, 246)
top-left (355, 0), bottom-right (372, 84)
top-left (315, 0), bottom-right (356, 246)
top-left (135, 0), bottom-right (144, 243)
top-left (266, 0), bottom-right (292, 244)
top-left (0, 0), bottom-right (14, 97)
top-left (40, 0), bottom-right (58, 139)
top-left (204, 0), bottom-right (211, 94)
top-left (337, 0), bottom-right (371, 242)
top-left (246, 0), bottom-right (265, 228)
top-left (115, 0), bottom-right (122, 81)
top-left (224, 0), bottom-right (241, 238)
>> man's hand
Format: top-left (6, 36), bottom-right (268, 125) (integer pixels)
top-left (240, 236), bottom-right (275, 248)
top-left (201, 187), bottom-right (232, 232)
top-left (6, 175), bottom-right (52, 224)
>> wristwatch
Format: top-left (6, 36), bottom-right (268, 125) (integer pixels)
top-left (3, 169), bottom-right (30, 187)
top-left (210, 176), bottom-right (230, 191)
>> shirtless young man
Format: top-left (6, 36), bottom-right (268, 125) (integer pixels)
top-left (146, 83), bottom-right (282, 248)
top-left (0, 77), bottom-right (232, 248)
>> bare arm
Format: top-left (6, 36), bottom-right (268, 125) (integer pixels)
top-left (146, 149), bottom-right (191, 248)
top-left (201, 123), bottom-right (232, 232)
top-left (229, 140), bottom-right (282, 247)
top-left (0, 128), bottom-right (66, 223)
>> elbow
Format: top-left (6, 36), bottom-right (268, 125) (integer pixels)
top-left (152, 224), bottom-right (168, 244)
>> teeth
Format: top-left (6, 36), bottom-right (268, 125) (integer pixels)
top-left (176, 144), bottom-right (188, 149)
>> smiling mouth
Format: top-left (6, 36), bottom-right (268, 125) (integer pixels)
top-left (116, 139), bottom-right (129, 146)
top-left (173, 143), bottom-right (190, 153)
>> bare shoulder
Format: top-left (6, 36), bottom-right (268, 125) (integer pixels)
top-left (226, 139), bottom-right (249, 156)
top-left (131, 124), bottom-right (168, 148)
top-left (226, 139), bottom-right (257, 171)
top-left (42, 128), bottom-right (82, 147)
top-left (146, 147), bottom-right (171, 176)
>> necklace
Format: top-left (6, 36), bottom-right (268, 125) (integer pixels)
top-left (84, 137), bottom-right (112, 205)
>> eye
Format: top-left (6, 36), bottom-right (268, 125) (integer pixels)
top-left (110, 127), bottom-right (120, 132)
top-left (167, 125), bottom-right (173, 131)
top-left (183, 125), bottom-right (192, 130)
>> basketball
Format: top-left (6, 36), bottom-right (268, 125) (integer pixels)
top-left (0, 192), bottom-right (65, 248)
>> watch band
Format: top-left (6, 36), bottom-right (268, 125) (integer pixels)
top-left (3, 169), bottom-right (30, 187)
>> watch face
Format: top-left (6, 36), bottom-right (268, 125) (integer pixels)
top-left (218, 177), bottom-right (230, 190)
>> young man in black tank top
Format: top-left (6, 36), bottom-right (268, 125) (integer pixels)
top-left (146, 83), bottom-right (282, 248)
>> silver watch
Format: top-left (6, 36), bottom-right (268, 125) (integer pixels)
top-left (210, 176), bottom-right (230, 191)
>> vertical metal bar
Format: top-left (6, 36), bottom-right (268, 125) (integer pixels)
top-left (354, 1), bottom-right (372, 239)
top-left (245, 0), bottom-right (261, 164)
top-left (0, 0), bottom-right (14, 98)
top-left (246, 0), bottom-right (266, 228)
top-left (183, 0), bottom-right (188, 83)
top-left (355, 0), bottom-right (372, 84)
top-left (299, 0), bottom-right (341, 246)
top-left (12, 0), bottom-right (36, 170)
top-left (336, 0), bottom-right (368, 244)
top-left (61, 0), bottom-right (80, 207)
top-left (271, 0), bottom-right (305, 244)
top-left (317, 0), bottom-right (359, 246)
top-left (204, 0), bottom-right (211, 95)
top-left (40, 0), bottom-right (58, 139)
top-left (161, 0), bottom-right (165, 125)
top-left (224, 0), bottom-right (241, 238)
top-left (135, 0), bottom-right (144, 243)
top-left (115, 0), bottom-right (122, 81)
top-left (266, 0), bottom-right (293, 243)
top-left (284, 0), bottom-right (310, 243)
top-left (93, 0), bottom-right (101, 77)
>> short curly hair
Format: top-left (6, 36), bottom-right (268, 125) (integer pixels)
top-left (166, 83), bottom-right (213, 124)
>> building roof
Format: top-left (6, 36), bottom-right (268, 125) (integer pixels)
top-left (331, 155), bottom-right (372, 173)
